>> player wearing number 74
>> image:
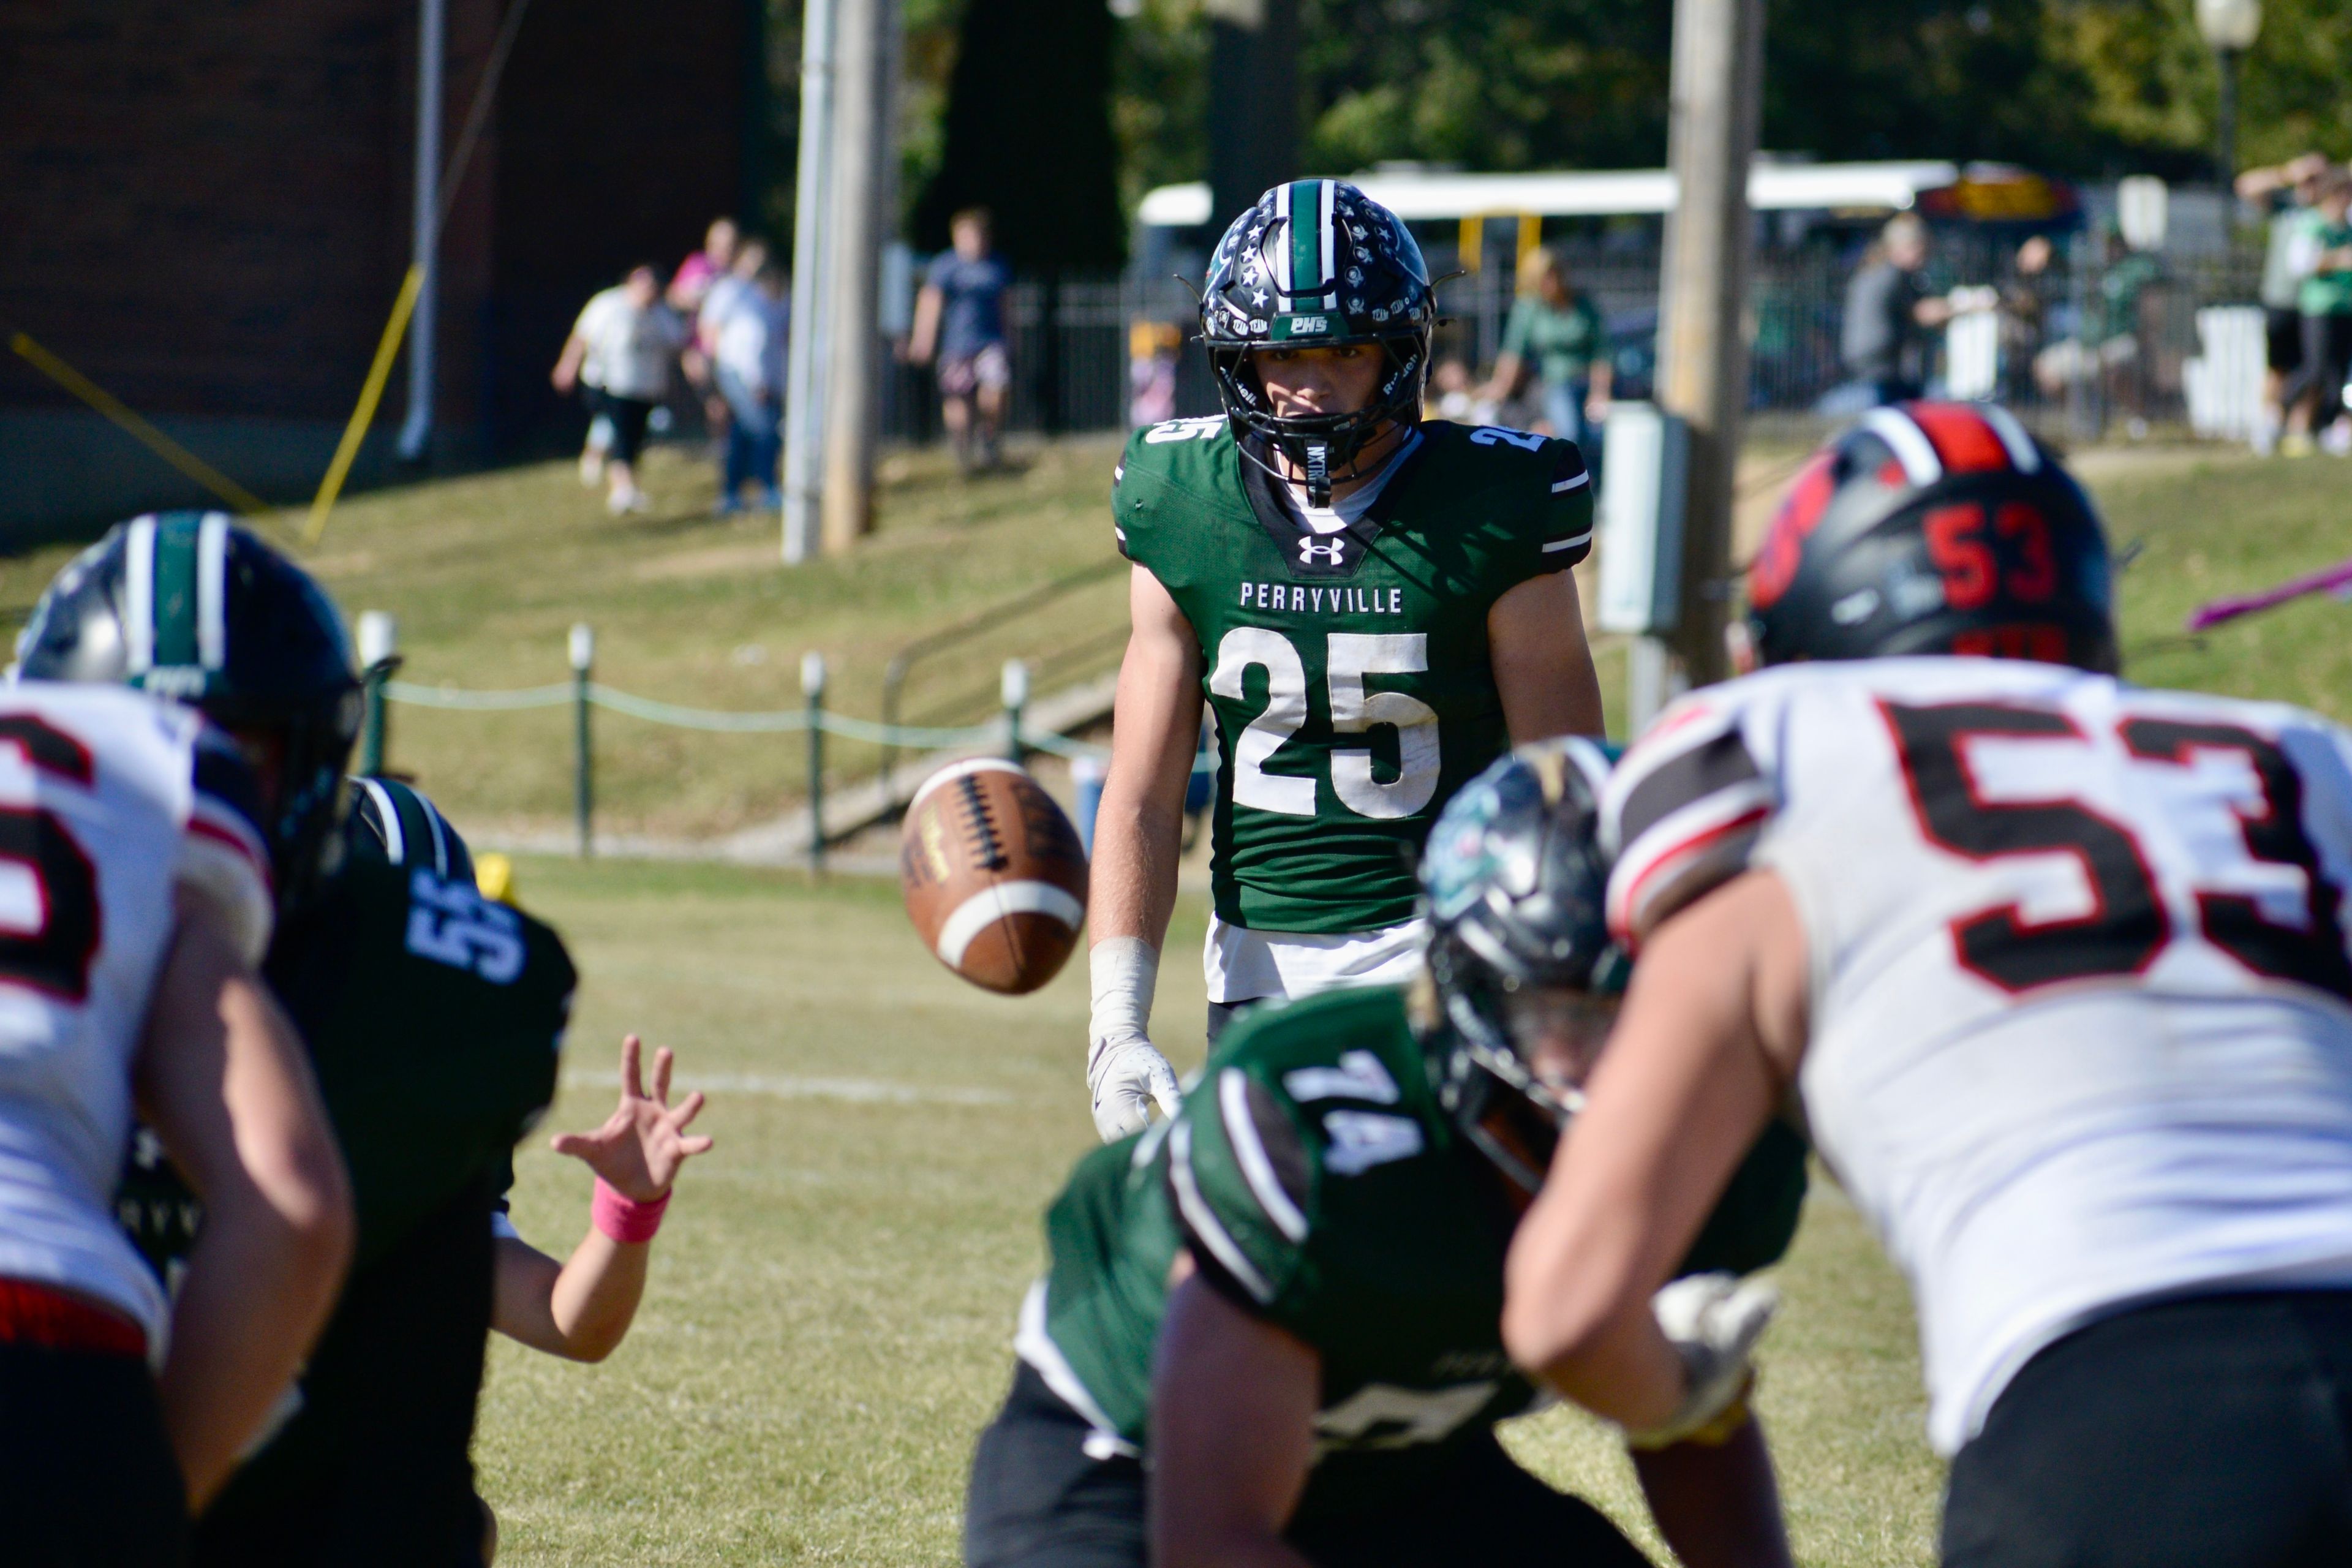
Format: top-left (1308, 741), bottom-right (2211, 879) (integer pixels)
top-left (1505, 403), bottom-right (2352, 1568)
top-left (1087, 179), bottom-right (1604, 1140)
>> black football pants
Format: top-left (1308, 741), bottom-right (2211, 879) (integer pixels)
top-left (964, 1362), bottom-right (1653, 1568)
top-left (1942, 1288), bottom-right (2352, 1568)
top-left (195, 1176), bottom-right (498, 1567)
top-left (0, 1339), bottom-right (189, 1564)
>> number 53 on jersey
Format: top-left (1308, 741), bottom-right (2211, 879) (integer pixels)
top-left (1607, 663), bottom-right (2352, 1012)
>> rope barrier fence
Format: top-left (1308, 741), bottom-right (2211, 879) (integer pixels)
top-left (368, 622), bottom-right (1219, 866)
top-left (383, 676), bottom-right (1106, 753)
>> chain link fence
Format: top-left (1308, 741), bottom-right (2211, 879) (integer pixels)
top-left (875, 234), bottom-right (2271, 447)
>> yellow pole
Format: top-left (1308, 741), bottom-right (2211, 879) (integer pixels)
top-left (1458, 214), bottom-right (1483, 273)
top-left (305, 265), bottom-right (424, 545)
top-left (9, 332), bottom-right (269, 516)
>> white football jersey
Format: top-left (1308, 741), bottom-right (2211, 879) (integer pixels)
top-left (1605, 658), bottom-right (2352, 1454)
top-left (0, 682), bottom-right (274, 1352)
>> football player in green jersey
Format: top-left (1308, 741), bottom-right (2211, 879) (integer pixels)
top-left (967, 739), bottom-right (1804, 1568)
top-left (1088, 179), bottom-right (1607, 1141)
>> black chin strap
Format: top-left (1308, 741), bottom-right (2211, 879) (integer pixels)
top-left (1305, 442), bottom-right (1332, 507)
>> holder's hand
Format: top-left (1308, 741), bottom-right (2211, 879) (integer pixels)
top-left (549, 1035), bottom-right (713, 1201)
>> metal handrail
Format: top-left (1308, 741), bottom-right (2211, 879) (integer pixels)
top-left (900, 621), bottom-right (1131, 731)
top-left (877, 555), bottom-right (1128, 793)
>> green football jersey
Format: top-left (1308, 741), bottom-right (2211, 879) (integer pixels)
top-left (1026, 985), bottom-right (1806, 1507)
top-left (118, 854), bottom-right (572, 1275)
top-left (1115, 418), bottom-right (1594, 933)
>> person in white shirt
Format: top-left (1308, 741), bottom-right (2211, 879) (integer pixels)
top-left (552, 265), bottom-right (689, 515)
top-left (706, 260), bottom-right (788, 512)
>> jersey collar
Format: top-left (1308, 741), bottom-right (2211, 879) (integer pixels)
top-left (1234, 426), bottom-right (1430, 581)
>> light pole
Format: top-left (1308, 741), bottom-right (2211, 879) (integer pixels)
top-left (2197, 0), bottom-right (2261, 186)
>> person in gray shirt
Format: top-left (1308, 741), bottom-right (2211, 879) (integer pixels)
top-left (1840, 214), bottom-right (1956, 405)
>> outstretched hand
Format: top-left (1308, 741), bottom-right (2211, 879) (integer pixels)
top-left (549, 1035), bottom-right (714, 1201)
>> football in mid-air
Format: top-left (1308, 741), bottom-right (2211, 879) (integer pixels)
top-left (901, 758), bottom-right (1088, 995)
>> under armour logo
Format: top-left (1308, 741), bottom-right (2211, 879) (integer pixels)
top-left (1298, 537), bottom-right (1347, 566)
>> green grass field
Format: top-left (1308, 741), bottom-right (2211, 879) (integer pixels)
top-left (15, 434), bottom-right (2348, 1563)
top-left (475, 856), bottom-right (1940, 1567)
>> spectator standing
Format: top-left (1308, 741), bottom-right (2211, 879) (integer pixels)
top-left (1475, 246), bottom-right (1611, 452)
top-left (2279, 170), bottom-right (2352, 457)
top-left (1997, 234), bottom-right (2057, 407)
top-left (907, 208), bottom-right (1012, 473)
top-left (692, 236), bottom-right (771, 448)
top-left (1839, 214), bottom-right (1954, 405)
top-left (669, 217), bottom-right (739, 318)
top-left (712, 263), bottom-right (788, 511)
top-left (552, 265), bottom-right (688, 515)
top-left (698, 237), bottom-right (769, 360)
top-left (2237, 154), bottom-right (2331, 451)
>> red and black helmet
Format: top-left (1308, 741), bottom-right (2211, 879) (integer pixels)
top-left (1746, 402), bottom-right (2116, 673)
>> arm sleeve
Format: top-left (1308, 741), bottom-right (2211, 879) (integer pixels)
top-left (1164, 1066), bottom-right (1318, 1326)
top-left (1532, 441), bottom-right (1595, 572)
top-left (489, 1152), bottom-right (522, 1241)
top-left (1110, 433), bottom-right (1144, 561)
top-left (175, 723), bottom-right (275, 965)
top-left (1602, 694), bottom-right (1777, 948)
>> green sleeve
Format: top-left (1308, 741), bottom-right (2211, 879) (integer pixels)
top-left (1676, 1120), bottom-right (1809, 1278)
top-left (1478, 434), bottom-right (1595, 582)
top-left (1500, 298), bottom-right (1539, 361)
top-left (1111, 429), bottom-right (1144, 561)
top-left (1164, 1061), bottom-right (1323, 1328)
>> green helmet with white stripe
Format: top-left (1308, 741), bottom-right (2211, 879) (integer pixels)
top-left (1202, 179), bottom-right (1436, 504)
top-left (16, 511), bottom-right (363, 914)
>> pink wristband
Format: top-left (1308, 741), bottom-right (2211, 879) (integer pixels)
top-left (591, 1177), bottom-right (671, 1244)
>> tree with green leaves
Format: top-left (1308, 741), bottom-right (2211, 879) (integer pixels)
top-left (914, 0), bottom-right (1125, 267)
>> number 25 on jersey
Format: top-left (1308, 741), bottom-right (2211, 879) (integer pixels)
top-left (1210, 629), bottom-right (1440, 821)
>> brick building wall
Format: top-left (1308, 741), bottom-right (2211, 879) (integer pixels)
top-left (0, 0), bottom-right (753, 530)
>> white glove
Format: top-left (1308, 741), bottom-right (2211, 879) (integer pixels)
top-left (1088, 938), bottom-right (1182, 1141)
top-left (1088, 1034), bottom-right (1183, 1141)
top-left (1623, 1272), bottom-right (1779, 1450)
